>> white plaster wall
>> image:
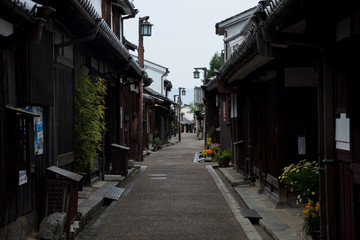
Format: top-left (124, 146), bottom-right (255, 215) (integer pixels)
top-left (145, 66), bottom-right (163, 94)
top-left (132, 55), bottom-right (168, 96)
top-left (89, 0), bottom-right (102, 16)
top-left (181, 106), bottom-right (194, 122)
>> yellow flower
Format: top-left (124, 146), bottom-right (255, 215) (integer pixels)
top-left (202, 150), bottom-right (207, 156)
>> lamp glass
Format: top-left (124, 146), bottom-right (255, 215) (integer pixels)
top-left (141, 22), bottom-right (152, 36)
top-left (182, 89), bottom-right (186, 95)
top-left (193, 70), bottom-right (200, 79)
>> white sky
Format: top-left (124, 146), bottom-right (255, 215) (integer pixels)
top-left (125, 0), bottom-right (259, 104)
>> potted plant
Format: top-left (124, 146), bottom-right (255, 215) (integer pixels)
top-left (152, 137), bottom-right (161, 150)
top-left (218, 148), bottom-right (231, 167)
top-left (302, 200), bottom-right (320, 239)
top-left (279, 159), bottom-right (319, 205)
top-left (202, 149), bottom-right (214, 161)
top-left (280, 159), bottom-right (320, 239)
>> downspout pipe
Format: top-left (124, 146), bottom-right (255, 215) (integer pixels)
top-left (224, 31), bottom-right (228, 61)
top-left (161, 68), bottom-right (169, 96)
top-left (121, 9), bottom-right (138, 42)
top-left (0, 3), bottom-right (55, 49)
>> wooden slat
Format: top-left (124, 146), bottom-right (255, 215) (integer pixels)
top-left (47, 166), bottom-right (82, 182)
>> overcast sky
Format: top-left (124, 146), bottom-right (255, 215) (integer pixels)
top-left (125, 0), bottom-right (259, 104)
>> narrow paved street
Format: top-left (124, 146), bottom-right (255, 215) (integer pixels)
top-left (77, 133), bottom-right (251, 240)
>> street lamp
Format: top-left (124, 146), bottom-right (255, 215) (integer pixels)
top-left (178, 87), bottom-right (186, 142)
top-left (138, 16), bottom-right (152, 161)
top-left (140, 17), bottom-right (153, 36)
top-left (193, 67), bottom-right (207, 84)
top-left (173, 95), bottom-right (179, 137)
top-left (193, 69), bottom-right (200, 79)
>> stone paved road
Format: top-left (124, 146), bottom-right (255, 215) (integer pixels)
top-left (80, 133), bottom-right (249, 240)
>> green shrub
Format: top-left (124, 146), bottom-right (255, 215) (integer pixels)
top-left (75, 70), bottom-right (107, 173)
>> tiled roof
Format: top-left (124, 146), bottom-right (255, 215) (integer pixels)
top-left (218, 0), bottom-right (285, 83)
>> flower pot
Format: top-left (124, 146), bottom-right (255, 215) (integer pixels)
top-left (310, 230), bottom-right (320, 240)
top-left (219, 158), bottom-right (230, 167)
top-left (205, 156), bottom-right (213, 161)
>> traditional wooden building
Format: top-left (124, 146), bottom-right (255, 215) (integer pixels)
top-left (144, 87), bottom-right (174, 150)
top-left (0, 0), bottom-right (147, 238)
top-left (0, 1), bottom-right (56, 237)
top-left (214, 0), bottom-right (360, 239)
top-left (202, 79), bottom-right (220, 146)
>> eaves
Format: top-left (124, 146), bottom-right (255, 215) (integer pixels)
top-left (34, 0), bottom-right (147, 80)
top-left (219, 0), bottom-right (302, 85)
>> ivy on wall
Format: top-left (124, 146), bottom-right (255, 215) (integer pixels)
top-left (74, 69), bottom-right (107, 173)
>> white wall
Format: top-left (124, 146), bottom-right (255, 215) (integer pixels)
top-left (132, 55), bottom-right (169, 96)
top-left (181, 105), bottom-right (194, 122)
top-left (89, 0), bottom-right (102, 17)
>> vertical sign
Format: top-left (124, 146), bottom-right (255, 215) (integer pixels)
top-left (222, 101), bottom-right (227, 123)
top-left (298, 135), bottom-right (306, 155)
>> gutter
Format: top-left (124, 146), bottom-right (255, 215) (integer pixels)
top-left (71, 0), bottom-right (147, 80)
top-left (0, 1), bottom-right (55, 49)
top-left (54, 18), bottom-right (101, 49)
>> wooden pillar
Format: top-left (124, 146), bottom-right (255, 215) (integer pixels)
top-left (322, 55), bottom-right (337, 239)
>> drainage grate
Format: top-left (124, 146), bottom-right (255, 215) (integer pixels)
top-left (104, 187), bottom-right (125, 201)
top-left (240, 208), bottom-right (262, 220)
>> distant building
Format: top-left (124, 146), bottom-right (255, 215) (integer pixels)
top-left (215, 7), bottom-right (255, 62)
top-left (180, 104), bottom-right (195, 133)
top-left (132, 55), bottom-right (170, 96)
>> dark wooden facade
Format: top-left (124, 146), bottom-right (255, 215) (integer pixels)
top-left (204, 79), bottom-right (233, 150)
top-left (332, 28), bottom-right (360, 240)
top-left (203, 82), bottom-right (220, 147)
top-left (212, 0), bottom-right (360, 239)
top-left (1, 0), bottom-right (145, 238)
top-left (0, 5), bottom-right (54, 234)
top-left (143, 87), bottom-right (174, 151)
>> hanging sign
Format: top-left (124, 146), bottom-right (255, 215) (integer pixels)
top-left (19, 170), bottom-right (27, 186)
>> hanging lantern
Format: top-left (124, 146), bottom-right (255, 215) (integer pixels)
top-left (140, 20), bottom-right (153, 37)
top-left (193, 70), bottom-right (200, 79)
top-left (182, 89), bottom-right (186, 95)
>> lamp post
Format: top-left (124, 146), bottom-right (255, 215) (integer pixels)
top-left (193, 67), bottom-right (208, 84)
top-left (193, 67), bottom-right (207, 148)
top-left (178, 87), bottom-right (186, 142)
top-left (138, 16), bottom-right (152, 161)
top-left (173, 95), bottom-right (179, 137)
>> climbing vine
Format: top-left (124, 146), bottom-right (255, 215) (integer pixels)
top-left (74, 69), bottom-right (107, 173)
